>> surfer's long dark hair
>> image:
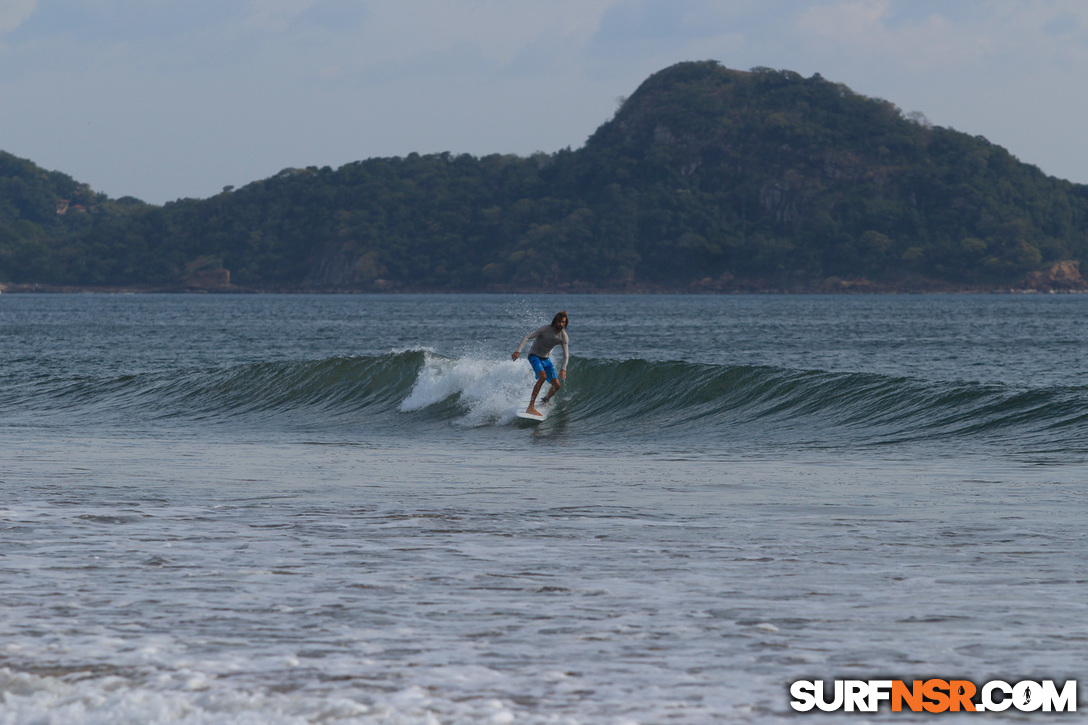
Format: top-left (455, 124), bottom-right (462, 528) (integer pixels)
top-left (551, 311), bottom-right (568, 330)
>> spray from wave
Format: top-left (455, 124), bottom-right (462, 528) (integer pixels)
top-left (398, 353), bottom-right (535, 426)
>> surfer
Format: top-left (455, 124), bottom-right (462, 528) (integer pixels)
top-left (512, 311), bottom-right (569, 416)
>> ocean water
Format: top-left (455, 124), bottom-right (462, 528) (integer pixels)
top-left (0, 293), bottom-right (1085, 724)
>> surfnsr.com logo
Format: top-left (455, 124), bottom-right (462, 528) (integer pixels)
top-left (790, 679), bottom-right (1077, 713)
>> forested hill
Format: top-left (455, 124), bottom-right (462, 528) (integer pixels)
top-left (4, 60), bottom-right (1088, 292)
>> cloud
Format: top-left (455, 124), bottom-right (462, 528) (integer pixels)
top-left (0, 0), bottom-right (36, 34)
top-left (298, 0), bottom-right (370, 30)
top-left (10, 1), bottom-right (247, 42)
top-left (5, 0), bottom-right (1088, 203)
top-left (795, 0), bottom-right (1088, 71)
top-left (245, 0), bottom-right (324, 32)
top-left (1043, 11), bottom-right (1079, 36)
top-left (794, 0), bottom-right (986, 71)
top-left (591, 0), bottom-right (757, 51)
top-left (351, 40), bottom-right (496, 86)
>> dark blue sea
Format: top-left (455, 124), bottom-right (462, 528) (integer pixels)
top-left (1, 293), bottom-right (1085, 723)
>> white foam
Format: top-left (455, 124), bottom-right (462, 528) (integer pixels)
top-left (0, 667), bottom-right (515, 725)
top-left (398, 353), bottom-right (533, 425)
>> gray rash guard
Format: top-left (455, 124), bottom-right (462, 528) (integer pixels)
top-left (515, 325), bottom-right (570, 371)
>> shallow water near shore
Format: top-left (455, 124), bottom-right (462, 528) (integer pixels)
top-left (1, 293), bottom-right (1086, 723)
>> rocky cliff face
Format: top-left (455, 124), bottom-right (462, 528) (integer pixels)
top-left (1020, 260), bottom-right (1088, 291)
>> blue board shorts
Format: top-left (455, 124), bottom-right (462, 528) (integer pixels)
top-left (528, 354), bottom-right (558, 382)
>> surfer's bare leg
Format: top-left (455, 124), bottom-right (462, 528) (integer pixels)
top-left (527, 372), bottom-right (547, 414)
top-left (540, 369), bottom-right (565, 405)
top-left (540, 380), bottom-right (560, 405)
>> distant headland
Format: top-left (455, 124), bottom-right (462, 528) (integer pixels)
top-left (3, 61), bottom-right (1088, 293)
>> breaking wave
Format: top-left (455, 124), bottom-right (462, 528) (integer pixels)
top-left (5, 350), bottom-right (1088, 449)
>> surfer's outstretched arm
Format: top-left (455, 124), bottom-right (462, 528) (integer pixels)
top-left (512, 327), bottom-right (543, 360)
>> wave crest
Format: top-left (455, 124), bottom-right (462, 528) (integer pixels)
top-left (7, 352), bottom-right (1088, 447)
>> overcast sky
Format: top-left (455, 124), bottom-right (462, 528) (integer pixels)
top-left (2, 0), bottom-right (1086, 204)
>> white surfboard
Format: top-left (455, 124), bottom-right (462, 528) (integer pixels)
top-left (515, 410), bottom-right (546, 422)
